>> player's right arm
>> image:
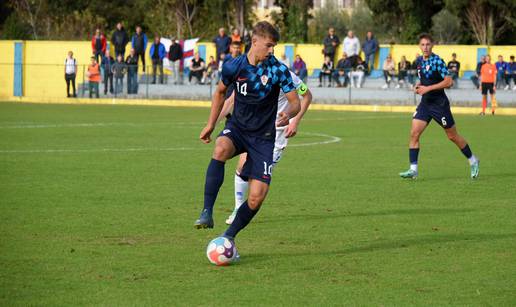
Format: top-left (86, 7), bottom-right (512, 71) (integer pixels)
top-left (216, 91), bottom-right (235, 124)
top-left (200, 81), bottom-right (228, 144)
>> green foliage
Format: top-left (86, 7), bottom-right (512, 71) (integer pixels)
top-left (431, 9), bottom-right (462, 44)
top-left (0, 12), bottom-right (31, 39)
top-left (273, 0), bottom-right (310, 43)
top-left (308, 0), bottom-right (349, 43)
top-left (365, 0), bottom-right (444, 43)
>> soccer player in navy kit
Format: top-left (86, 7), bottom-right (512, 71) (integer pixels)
top-left (195, 22), bottom-right (301, 243)
top-left (399, 34), bottom-right (480, 179)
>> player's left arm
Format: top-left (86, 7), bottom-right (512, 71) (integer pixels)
top-left (285, 84), bottom-right (312, 138)
top-left (276, 66), bottom-right (301, 127)
top-left (415, 58), bottom-right (453, 95)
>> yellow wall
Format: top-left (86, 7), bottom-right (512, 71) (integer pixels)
top-left (0, 39), bottom-right (514, 99)
top-left (0, 41), bottom-right (15, 97)
top-left (488, 46), bottom-right (515, 62)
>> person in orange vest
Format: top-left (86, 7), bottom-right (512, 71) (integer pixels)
top-left (87, 56), bottom-right (101, 98)
top-left (480, 55), bottom-right (497, 115)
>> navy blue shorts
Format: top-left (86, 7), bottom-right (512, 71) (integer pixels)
top-left (413, 100), bottom-right (455, 129)
top-left (218, 123), bottom-right (274, 185)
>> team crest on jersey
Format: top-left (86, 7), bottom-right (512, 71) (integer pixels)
top-left (425, 65), bottom-right (430, 71)
top-left (260, 75), bottom-right (269, 86)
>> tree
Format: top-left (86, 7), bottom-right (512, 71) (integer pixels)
top-left (308, 0), bottom-right (348, 43)
top-left (273, 0), bottom-right (310, 43)
top-left (365, 0), bottom-right (443, 43)
top-left (445, 0), bottom-right (516, 45)
top-left (431, 9), bottom-right (462, 44)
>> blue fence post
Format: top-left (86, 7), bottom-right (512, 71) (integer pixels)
top-left (477, 47), bottom-right (488, 62)
top-left (370, 45), bottom-right (390, 78)
top-left (198, 44), bottom-right (206, 62)
top-left (13, 42), bottom-right (23, 97)
top-left (284, 44), bottom-right (295, 68)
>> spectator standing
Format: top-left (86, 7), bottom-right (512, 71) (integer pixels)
top-left (343, 30), bottom-right (360, 66)
top-left (213, 27), bottom-right (231, 62)
top-left (319, 55), bottom-right (334, 87)
top-left (87, 56), bottom-right (100, 98)
top-left (231, 28), bottom-right (241, 44)
top-left (471, 56), bottom-right (486, 89)
top-left (125, 48), bottom-right (139, 94)
top-left (91, 28), bottom-right (107, 63)
top-left (381, 54), bottom-right (396, 89)
top-left (333, 52), bottom-right (353, 87)
top-left (149, 35), bottom-right (166, 84)
top-left (101, 50), bottom-right (115, 95)
top-left (112, 55), bottom-right (127, 95)
top-left (111, 22), bottom-right (129, 58)
top-left (189, 52), bottom-right (206, 84)
top-left (243, 29), bottom-right (252, 53)
top-left (396, 55), bottom-right (410, 89)
top-left (509, 55), bottom-right (516, 90)
top-left (293, 55), bottom-right (307, 81)
top-left (480, 55), bottom-right (497, 115)
top-left (168, 38), bottom-right (183, 84)
top-left (495, 55), bottom-right (510, 89)
top-left (64, 51), bottom-right (77, 98)
top-left (447, 53), bottom-right (461, 88)
top-left (131, 26), bottom-right (148, 72)
top-left (323, 27), bottom-right (340, 64)
top-left (349, 56), bottom-right (368, 88)
top-left (362, 31), bottom-right (378, 72)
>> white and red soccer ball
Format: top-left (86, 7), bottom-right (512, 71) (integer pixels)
top-left (206, 236), bottom-right (237, 266)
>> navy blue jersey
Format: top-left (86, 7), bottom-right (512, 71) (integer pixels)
top-left (416, 53), bottom-right (449, 102)
top-left (221, 54), bottom-right (295, 139)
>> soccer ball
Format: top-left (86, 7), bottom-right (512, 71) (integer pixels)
top-left (206, 236), bottom-right (237, 266)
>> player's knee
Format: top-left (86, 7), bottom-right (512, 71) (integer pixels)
top-left (247, 192), bottom-right (265, 210)
top-left (446, 131), bottom-right (457, 142)
top-left (212, 145), bottom-right (230, 160)
top-left (410, 129), bottom-right (421, 140)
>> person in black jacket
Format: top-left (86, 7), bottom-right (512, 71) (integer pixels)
top-left (319, 55), bottom-right (334, 87)
top-left (126, 48), bottom-right (139, 94)
top-left (101, 50), bottom-right (115, 95)
top-left (111, 22), bottom-right (129, 58)
top-left (323, 27), bottom-right (340, 64)
top-left (168, 38), bottom-right (183, 84)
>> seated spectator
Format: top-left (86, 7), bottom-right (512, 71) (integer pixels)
top-left (447, 53), bottom-right (460, 88)
top-left (509, 55), bottom-right (516, 91)
top-left (333, 52), bottom-right (352, 87)
top-left (495, 55), bottom-right (510, 90)
top-left (280, 54), bottom-right (291, 68)
top-left (396, 56), bottom-right (410, 89)
top-left (319, 55), bottom-right (334, 87)
top-left (86, 56), bottom-right (100, 98)
top-left (471, 56), bottom-right (486, 89)
top-left (189, 52), bottom-right (206, 84)
top-left (408, 54), bottom-right (419, 89)
top-left (125, 48), bottom-right (139, 94)
top-left (293, 55), bottom-right (307, 81)
top-left (381, 54), bottom-right (396, 89)
top-left (204, 56), bottom-right (219, 84)
top-left (349, 56), bottom-right (368, 88)
top-left (112, 55), bottom-right (127, 94)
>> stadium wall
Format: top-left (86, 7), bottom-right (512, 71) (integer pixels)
top-left (0, 40), bottom-right (514, 100)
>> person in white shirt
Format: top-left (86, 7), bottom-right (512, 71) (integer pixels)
top-left (343, 30), bottom-right (361, 66)
top-left (64, 51), bottom-right (77, 97)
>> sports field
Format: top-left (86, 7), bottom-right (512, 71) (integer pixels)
top-left (1, 102), bottom-right (515, 305)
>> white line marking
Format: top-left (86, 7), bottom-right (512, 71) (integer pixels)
top-left (0, 133), bottom-right (341, 154)
top-left (0, 122), bottom-right (204, 129)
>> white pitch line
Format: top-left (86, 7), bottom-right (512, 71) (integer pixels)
top-left (0, 122), bottom-right (204, 129)
top-left (0, 132), bottom-right (341, 154)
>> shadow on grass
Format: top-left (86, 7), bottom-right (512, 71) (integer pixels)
top-left (259, 208), bottom-right (477, 224)
top-left (241, 232), bottom-right (516, 265)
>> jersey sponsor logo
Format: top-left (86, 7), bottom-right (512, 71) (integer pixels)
top-left (237, 77), bottom-right (247, 81)
top-left (222, 129), bottom-right (231, 134)
top-left (260, 75), bottom-right (269, 86)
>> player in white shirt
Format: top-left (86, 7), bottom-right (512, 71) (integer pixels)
top-left (218, 70), bottom-right (312, 224)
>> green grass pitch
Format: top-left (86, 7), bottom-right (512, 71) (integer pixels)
top-left (1, 102), bottom-right (515, 305)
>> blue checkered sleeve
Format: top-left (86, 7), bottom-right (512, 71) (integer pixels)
top-left (437, 58), bottom-right (449, 79)
top-left (221, 60), bottom-right (237, 87)
top-left (277, 63), bottom-right (295, 93)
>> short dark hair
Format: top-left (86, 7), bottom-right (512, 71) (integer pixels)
top-left (231, 40), bottom-right (241, 46)
top-left (452, 53), bottom-right (456, 56)
top-left (418, 33), bottom-right (433, 43)
top-left (252, 21), bottom-right (280, 42)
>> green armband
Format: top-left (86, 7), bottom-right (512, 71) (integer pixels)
top-left (297, 82), bottom-right (308, 95)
